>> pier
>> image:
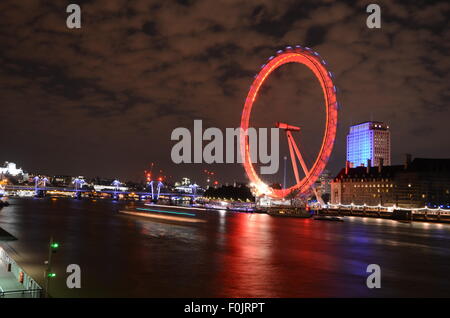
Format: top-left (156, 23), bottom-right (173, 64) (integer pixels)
top-left (320, 205), bottom-right (450, 222)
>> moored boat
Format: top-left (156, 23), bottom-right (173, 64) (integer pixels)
top-left (267, 207), bottom-right (313, 218)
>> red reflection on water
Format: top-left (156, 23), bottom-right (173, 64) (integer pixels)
top-left (214, 213), bottom-right (339, 297)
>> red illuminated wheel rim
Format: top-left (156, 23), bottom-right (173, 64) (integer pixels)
top-left (240, 46), bottom-right (338, 199)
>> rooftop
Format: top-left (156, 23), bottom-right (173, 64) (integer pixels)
top-left (334, 158), bottom-right (450, 180)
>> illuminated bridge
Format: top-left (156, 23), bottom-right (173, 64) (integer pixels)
top-left (3, 185), bottom-right (200, 201)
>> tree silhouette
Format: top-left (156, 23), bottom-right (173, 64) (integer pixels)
top-left (204, 185), bottom-right (255, 201)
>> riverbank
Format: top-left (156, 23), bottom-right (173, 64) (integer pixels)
top-left (320, 208), bottom-right (450, 223)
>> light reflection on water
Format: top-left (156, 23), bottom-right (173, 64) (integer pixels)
top-left (0, 198), bottom-right (450, 297)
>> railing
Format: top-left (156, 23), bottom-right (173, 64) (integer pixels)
top-left (0, 288), bottom-right (42, 298)
top-left (0, 247), bottom-right (44, 298)
top-left (4, 185), bottom-right (200, 197)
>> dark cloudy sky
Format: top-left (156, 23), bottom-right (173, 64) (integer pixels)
top-left (0, 0), bottom-right (449, 186)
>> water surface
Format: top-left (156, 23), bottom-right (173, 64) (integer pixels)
top-left (0, 198), bottom-right (449, 297)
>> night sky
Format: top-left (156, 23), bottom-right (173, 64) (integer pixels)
top-left (0, 0), bottom-right (449, 186)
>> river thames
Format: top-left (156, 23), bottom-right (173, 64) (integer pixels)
top-left (1, 197), bottom-right (450, 297)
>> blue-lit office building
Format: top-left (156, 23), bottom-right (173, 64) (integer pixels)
top-left (346, 121), bottom-right (391, 167)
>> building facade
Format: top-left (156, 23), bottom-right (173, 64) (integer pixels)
top-left (346, 121), bottom-right (391, 167)
top-left (315, 169), bottom-right (332, 202)
top-left (51, 175), bottom-right (73, 186)
top-left (0, 162), bottom-right (24, 177)
top-left (331, 156), bottom-right (450, 208)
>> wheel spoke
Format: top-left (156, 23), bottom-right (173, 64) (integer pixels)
top-left (288, 132), bottom-right (310, 178)
top-left (287, 133), bottom-right (301, 185)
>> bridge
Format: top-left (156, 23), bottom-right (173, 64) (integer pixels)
top-left (2, 185), bottom-right (201, 201)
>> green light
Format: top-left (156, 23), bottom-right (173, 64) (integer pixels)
top-left (50, 242), bottom-right (59, 249)
top-left (47, 273), bottom-right (56, 278)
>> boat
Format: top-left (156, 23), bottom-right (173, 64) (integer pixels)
top-left (118, 207), bottom-right (206, 224)
top-left (267, 207), bottom-right (313, 218)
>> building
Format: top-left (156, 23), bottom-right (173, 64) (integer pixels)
top-left (181, 177), bottom-right (190, 186)
top-left (51, 175), bottom-right (73, 186)
top-left (174, 183), bottom-right (200, 194)
top-left (346, 121), bottom-right (390, 168)
top-left (315, 170), bottom-right (332, 202)
top-left (0, 161), bottom-right (29, 183)
top-left (173, 177), bottom-right (203, 194)
top-left (331, 156), bottom-right (450, 208)
top-left (0, 162), bottom-right (24, 177)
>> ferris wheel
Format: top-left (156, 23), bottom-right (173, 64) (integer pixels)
top-left (240, 46), bottom-right (338, 199)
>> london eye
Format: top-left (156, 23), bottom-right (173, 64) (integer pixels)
top-left (240, 46), bottom-right (339, 199)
